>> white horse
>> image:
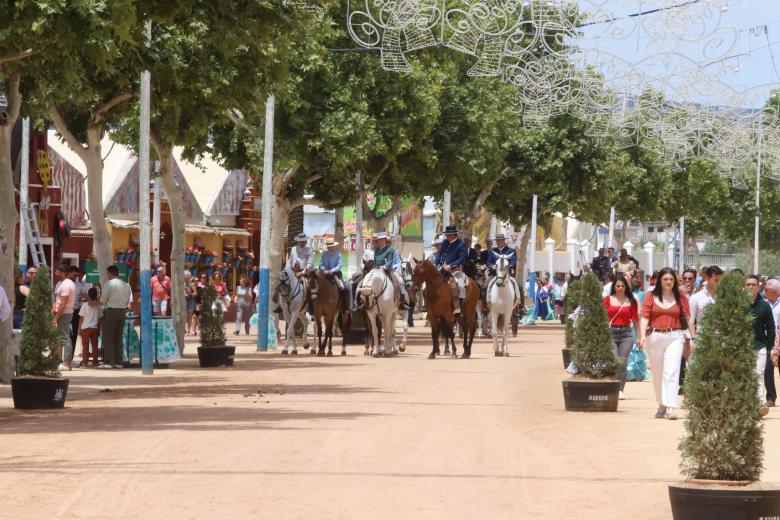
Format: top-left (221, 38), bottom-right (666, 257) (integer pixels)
top-left (487, 255), bottom-right (519, 357)
top-left (278, 265), bottom-right (309, 355)
top-left (356, 268), bottom-right (400, 357)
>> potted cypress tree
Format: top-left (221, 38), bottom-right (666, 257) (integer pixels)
top-left (562, 273), bottom-right (620, 411)
top-left (669, 273), bottom-right (780, 518)
top-left (11, 265), bottom-right (70, 409)
top-left (562, 278), bottom-right (582, 368)
top-left (197, 286), bottom-right (235, 367)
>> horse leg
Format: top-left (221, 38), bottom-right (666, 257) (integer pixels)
top-left (385, 312), bottom-right (396, 356)
top-left (491, 308), bottom-right (500, 356)
top-left (339, 311), bottom-right (348, 356)
top-left (316, 317), bottom-right (325, 356)
top-left (281, 305), bottom-right (292, 355)
top-left (460, 314), bottom-right (470, 358)
top-left (429, 318), bottom-right (440, 359)
top-left (326, 315), bottom-right (334, 357)
top-left (400, 309), bottom-right (408, 353)
top-left (501, 307), bottom-right (510, 356)
top-left (288, 309), bottom-right (298, 355)
top-left (302, 307), bottom-right (310, 350)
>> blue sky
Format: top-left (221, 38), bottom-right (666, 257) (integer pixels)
top-left (573, 0), bottom-right (780, 107)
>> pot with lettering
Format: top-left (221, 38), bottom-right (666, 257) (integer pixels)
top-left (669, 273), bottom-right (780, 519)
top-left (561, 274), bottom-right (620, 412)
top-left (11, 266), bottom-right (70, 410)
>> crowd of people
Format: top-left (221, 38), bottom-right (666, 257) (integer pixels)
top-left (571, 257), bottom-right (780, 421)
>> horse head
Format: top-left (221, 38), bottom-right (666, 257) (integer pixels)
top-left (411, 258), bottom-right (436, 292)
top-left (495, 255), bottom-right (509, 287)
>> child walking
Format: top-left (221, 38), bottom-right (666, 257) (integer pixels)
top-left (78, 287), bottom-right (103, 368)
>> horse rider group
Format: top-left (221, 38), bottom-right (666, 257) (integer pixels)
top-left (285, 232), bottom-right (351, 312)
top-left (283, 226), bottom-right (517, 319)
top-left (426, 228), bottom-right (519, 314)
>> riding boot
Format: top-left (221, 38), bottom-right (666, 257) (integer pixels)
top-left (451, 283), bottom-right (461, 316)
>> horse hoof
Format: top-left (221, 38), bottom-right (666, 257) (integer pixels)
top-left (281, 350), bottom-right (289, 355)
top-left (303, 343), bottom-right (310, 350)
top-left (327, 351), bottom-right (333, 357)
top-left (503, 352), bottom-right (509, 357)
top-left (363, 351), bottom-right (369, 356)
top-left (310, 349), bottom-right (317, 355)
top-left (494, 350), bottom-right (501, 357)
top-left (443, 349), bottom-right (450, 356)
top-left (317, 351), bottom-right (325, 357)
top-left (461, 353), bottom-right (471, 359)
top-left (428, 353), bottom-right (436, 360)
top-left (291, 350), bottom-right (298, 356)
top-left (341, 351), bottom-right (347, 356)
top-left (399, 346), bottom-right (406, 352)
top-left (451, 352), bottom-right (458, 358)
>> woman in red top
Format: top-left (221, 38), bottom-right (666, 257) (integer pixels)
top-left (603, 274), bottom-right (639, 398)
top-left (638, 267), bottom-right (695, 420)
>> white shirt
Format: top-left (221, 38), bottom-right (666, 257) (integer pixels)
top-left (100, 277), bottom-right (132, 309)
top-left (286, 246), bottom-right (314, 271)
top-left (0, 286), bottom-right (10, 323)
top-left (79, 302), bottom-right (103, 329)
top-left (689, 290), bottom-right (715, 332)
top-left (767, 295), bottom-right (780, 328)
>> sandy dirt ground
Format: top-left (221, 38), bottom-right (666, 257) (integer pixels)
top-left (1, 321), bottom-right (779, 520)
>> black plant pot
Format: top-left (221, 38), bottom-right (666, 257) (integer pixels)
top-left (669, 482), bottom-right (780, 520)
top-left (562, 348), bottom-right (572, 369)
top-left (562, 379), bottom-right (620, 412)
top-left (197, 345), bottom-right (235, 367)
top-left (11, 377), bottom-right (69, 410)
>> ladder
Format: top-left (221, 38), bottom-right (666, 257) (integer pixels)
top-left (22, 203), bottom-right (47, 268)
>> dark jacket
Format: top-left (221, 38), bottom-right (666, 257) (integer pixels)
top-left (750, 293), bottom-right (776, 350)
top-left (437, 239), bottom-right (468, 268)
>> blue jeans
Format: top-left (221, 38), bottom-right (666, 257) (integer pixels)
top-left (611, 326), bottom-right (634, 391)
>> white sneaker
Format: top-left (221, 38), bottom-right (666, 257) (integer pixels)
top-left (97, 363), bottom-right (112, 369)
top-left (666, 407), bottom-right (678, 420)
top-left (619, 391), bottom-right (625, 400)
top-left (58, 363), bottom-right (72, 371)
top-left (112, 364), bottom-right (123, 369)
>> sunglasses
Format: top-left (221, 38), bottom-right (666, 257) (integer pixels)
top-left (683, 276), bottom-right (694, 281)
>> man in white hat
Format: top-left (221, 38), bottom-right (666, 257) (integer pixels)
top-left (319, 238), bottom-right (350, 310)
top-left (286, 233), bottom-right (314, 278)
top-left (373, 232), bottom-right (410, 309)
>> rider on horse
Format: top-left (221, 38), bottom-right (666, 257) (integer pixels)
top-left (484, 233), bottom-right (519, 296)
top-left (287, 232), bottom-right (314, 276)
top-left (373, 232), bottom-right (411, 309)
top-left (436, 225), bottom-right (468, 316)
top-left (319, 238), bottom-right (350, 312)
top-left (478, 237), bottom-right (493, 266)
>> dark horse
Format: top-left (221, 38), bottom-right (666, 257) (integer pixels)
top-left (307, 270), bottom-right (349, 356)
top-left (411, 259), bottom-right (480, 359)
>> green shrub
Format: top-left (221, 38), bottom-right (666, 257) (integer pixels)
top-left (199, 285), bottom-right (227, 347)
top-left (17, 265), bottom-right (60, 377)
top-left (572, 273), bottom-right (618, 378)
top-left (679, 273), bottom-right (763, 481)
top-left (564, 278), bottom-right (582, 349)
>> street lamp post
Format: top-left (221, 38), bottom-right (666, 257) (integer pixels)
top-left (545, 237), bottom-right (555, 281)
top-left (644, 241), bottom-right (655, 285)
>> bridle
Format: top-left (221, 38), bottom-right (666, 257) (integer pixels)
top-left (278, 269), bottom-right (301, 301)
top-left (360, 269), bottom-right (389, 311)
top-left (495, 257), bottom-right (508, 287)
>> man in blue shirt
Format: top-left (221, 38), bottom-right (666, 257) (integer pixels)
top-left (436, 225), bottom-right (468, 315)
top-left (485, 233), bottom-right (520, 298)
top-left (319, 238), bottom-right (349, 310)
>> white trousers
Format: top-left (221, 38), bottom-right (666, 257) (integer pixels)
top-left (647, 331), bottom-right (684, 408)
top-left (756, 348), bottom-right (767, 405)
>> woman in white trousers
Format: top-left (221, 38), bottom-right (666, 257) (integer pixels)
top-left (638, 267), bottom-right (695, 420)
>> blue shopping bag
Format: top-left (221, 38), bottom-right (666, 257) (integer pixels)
top-left (626, 345), bottom-right (649, 381)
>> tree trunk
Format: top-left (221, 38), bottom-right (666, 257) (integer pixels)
top-left (287, 204), bottom-right (304, 241)
top-left (361, 193), bottom-right (400, 233)
top-left (82, 128), bottom-right (113, 285)
top-left (334, 207), bottom-right (344, 246)
top-left (156, 146), bottom-right (187, 353)
top-left (0, 72), bottom-right (21, 382)
top-left (270, 197), bottom-right (290, 298)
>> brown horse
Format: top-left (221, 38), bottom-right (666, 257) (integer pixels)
top-left (411, 259), bottom-right (480, 359)
top-left (307, 270), bottom-right (348, 356)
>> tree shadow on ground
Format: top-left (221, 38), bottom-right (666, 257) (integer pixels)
top-left (0, 404), bottom-right (382, 434)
